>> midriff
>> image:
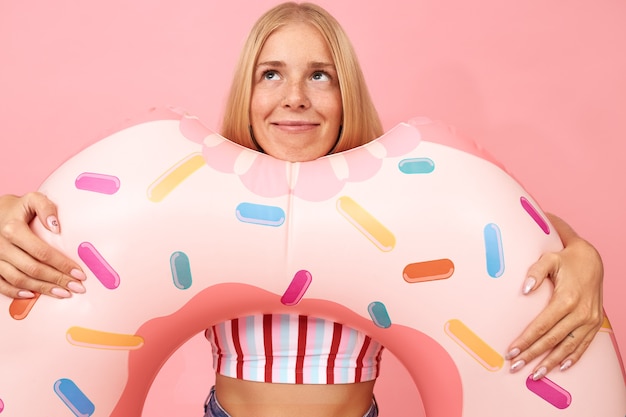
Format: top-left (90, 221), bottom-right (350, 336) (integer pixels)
top-left (214, 374), bottom-right (376, 417)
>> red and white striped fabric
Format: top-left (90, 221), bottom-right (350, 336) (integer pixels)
top-left (206, 314), bottom-right (384, 384)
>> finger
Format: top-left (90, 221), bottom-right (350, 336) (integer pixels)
top-left (523, 251), bottom-right (559, 294)
top-left (530, 326), bottom-right (597, 380)
top-left (507, 300), bottom-right (600, 373)
top-left (0, 236), bottom-right (86, 297)
top-left (0, 263), bottom-right (74, 299)
top-left (21, 192), bottom-right (61, 233)
top-left (0, 274), bottom-right (36, 299)
top-left (507, 295), bottom-right (572, 357)
top-left (552, 314), bottom-right (604, 373)
top-left (2, 218), bottom-right (86, 283)
top-left (558, 329), bottom-right (598, 371)
top-left (507, 314), bottom-right (575, 371)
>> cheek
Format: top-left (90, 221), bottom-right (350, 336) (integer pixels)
top-left (249, 95), bottom-right (262, 123)
top-left (329, 96), bottom-right (343, 126)
top-left (313, 90), bottom-right (342, 123)
top-left (250, 92), bottom-right (272, 123)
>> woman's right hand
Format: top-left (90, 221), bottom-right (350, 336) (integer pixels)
top-left (0, 192), bottom-right (86, 299)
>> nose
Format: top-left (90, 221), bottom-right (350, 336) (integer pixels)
top-left (282, 80), bottom-right (310, 109)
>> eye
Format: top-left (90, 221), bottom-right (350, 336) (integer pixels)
top-left (262, 70), bottom-right (281, 81)
top-left (311, 71), bottom-right (331, 81)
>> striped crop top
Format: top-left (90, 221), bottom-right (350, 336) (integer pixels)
top-left (206, 314), bottom-right (384, 384)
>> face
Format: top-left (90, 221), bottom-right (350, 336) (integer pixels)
top-left (250, 22), bottom-right (343, 162)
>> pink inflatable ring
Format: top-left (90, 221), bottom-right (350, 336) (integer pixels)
top-left (1, 111), bottom-right (624, 416)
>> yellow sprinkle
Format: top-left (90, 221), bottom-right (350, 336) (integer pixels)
top-left (445, 319), bottom-right (503, 371)
top-left (66, 326), bottom-right (144, 350)
top-left (337, 196), bottom-right (395, 252)
top-left (147, 153), bottom-right (205, 202)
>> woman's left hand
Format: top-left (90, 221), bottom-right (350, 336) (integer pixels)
top-left (505, 213), bottom-right (604, 380)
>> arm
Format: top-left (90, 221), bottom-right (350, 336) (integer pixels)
top-left (0, 193), bottom-right (86, 298)
top-left (506, 212), bottom-right (604, 379)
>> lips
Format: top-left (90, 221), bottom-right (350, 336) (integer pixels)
top-left (271, 121), bottom-right (319, 132)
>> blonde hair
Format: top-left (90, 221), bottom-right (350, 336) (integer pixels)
top-left (220, 2), bottom-right (383, 154)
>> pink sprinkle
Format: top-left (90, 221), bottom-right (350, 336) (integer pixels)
top-left (526, 375), bottom-right (572, 409)
top-left (281, 270), bottom-right (312, 306)
top-left (77, 242), bottom-right (120, 289)
top-left (75, 173), bottom-right (120, 194)
top-left (520, 196), bottom-right (550, 234)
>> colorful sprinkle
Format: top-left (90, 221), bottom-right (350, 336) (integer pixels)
top-left (520, 196), bottom-right (550, 234)
top-left (236, 202), bottom-right (285, 227)
top-left (281, 270), bottom-right (312, 306)
top-left (337, 196), bottom-right (395, 252)
top-left (147, 153), bottom-right (205, 202)
top-left (66, 326), bottom-right (144, 350)
top-left (403, 259), bottom-right (454, 283)
top-left (53, 378), bottom-right (95, 417)
top-left (77, 242), bottom-right (120, 289)
top-left (445, 319), bottom-right (503, 371)
top-left (75, 172), bottom-right (120, 195)
top-left (526, 375), bottom-right (572, 409)
top-left (484, 223), bottom-right (504, 278)
top-left (368, 301), bottom-right (392, 328)
top-left (170, 251), bottom-right (192, 289)
top-left (398, 157), bottom-right (435, 174)
top-left (9, 294), bottom-right (41, 320)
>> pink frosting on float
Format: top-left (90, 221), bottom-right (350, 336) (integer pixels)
top-left (178, 112), bottom-right (422, 201)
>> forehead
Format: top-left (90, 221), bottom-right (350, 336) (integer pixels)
top-left (258, 22), bottom-right (333, 62)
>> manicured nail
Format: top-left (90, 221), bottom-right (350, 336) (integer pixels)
top-left (67, 281), bottom-right (86, 294)
top-left (532, 366), bottom-right (547, 380)
top-left (51, 287), bottom-right (71, 298)
top-left (523, 277), bottom-right (536, 295)
top-left (17, 290), bottom-right (36, 298)
top-left (70, 268), bottom-right (87, 281)
top-left (510, 359), bottom-right (526, 372)
top-left (505, 347), bottom-right (521, 360)
top-left (560, 359), bottom-right (573, 371)
top-left (46, 216), bottom-right (60, 234)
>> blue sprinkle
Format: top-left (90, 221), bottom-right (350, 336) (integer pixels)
top-left (484, 223), bottom-right (505, 278)
top-left (171, 251), bottom-right (192, 289)
top-left (53, 378), bottom-right (95, 417)
top-left (398, 158), bottom-right (435, 174)
top-left (368, 301), bottom-right (392, 328)
top-left (236, 202), bottom-right (285, 227)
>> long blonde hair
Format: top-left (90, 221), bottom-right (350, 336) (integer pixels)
top-left (220, 2), bottom-right (383, 154)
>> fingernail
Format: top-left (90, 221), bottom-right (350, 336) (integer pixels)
top-left (70, 268), bottom-right (86, 281)
top-left (522, 277), bottom-right (536, 295)
top-left (505, 347), bottom-right (521, 360)
top-left (532, 366), bottom-right (547, 380)
top-left (67, 281), bottom-right (86, 294)
top-left (17, 290), bottom-right (36, 298)
top-left (510, 359), bottom-right (526, 372)
top-left (560, 359), bottom-right (573, 371)
top-left (46, 216), bottom-right (60, 234)
top-left (51, 287), bottom-right (71, 298)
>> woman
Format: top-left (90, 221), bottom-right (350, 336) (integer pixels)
top-left (0, 3), bottom-right (604, 417)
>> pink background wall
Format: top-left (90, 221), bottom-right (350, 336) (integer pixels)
top-left (1, 0), bottom-right (624, 415)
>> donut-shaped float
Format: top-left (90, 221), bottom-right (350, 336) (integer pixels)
top-left (1, 111), bottom-right (624, 416)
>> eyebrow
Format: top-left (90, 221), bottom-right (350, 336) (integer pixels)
top-left (255, 60), bottom-right (336, 70)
